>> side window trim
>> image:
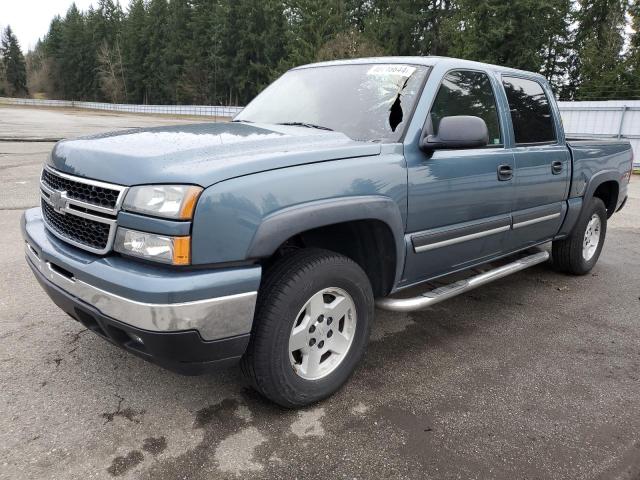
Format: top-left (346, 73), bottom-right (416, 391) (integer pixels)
top-left (426, 68), bottom-right (505, 149)
top-left (500, 74), bottom-right (558, 146)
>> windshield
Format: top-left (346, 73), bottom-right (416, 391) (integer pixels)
top-left (235, 64), bottom-right (429, 142)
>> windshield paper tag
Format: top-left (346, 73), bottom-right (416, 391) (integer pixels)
top-left (367, 65), bottom-right (416, 77)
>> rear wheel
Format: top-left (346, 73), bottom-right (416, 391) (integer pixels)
top-left (552, 197), bottom-right (607, 275)
top-left (241, 248), bottom-right (373, 408)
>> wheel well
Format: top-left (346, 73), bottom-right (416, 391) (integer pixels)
top-left (265, 220), bottom-right (397, 298)
top-left (592, 181), bottom-right (619, 217)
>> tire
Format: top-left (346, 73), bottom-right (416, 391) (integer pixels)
top-left (241, 248), bottom-right (374, 408)
top-left (552, 197), bottom-right (607, 275)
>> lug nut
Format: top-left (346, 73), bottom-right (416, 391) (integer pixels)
top-left (327, 317), bottom-right (333, 325)
top-left (309, 338), bottom-right (316, 346)
top-left (327, 330), bottom-right (333, 338)
top-left (309, 325), bottom-right (316, 333)
top-left (317, 315), bottom-right (324, 323)
top-left (318, 340), bottom-right (325, 348)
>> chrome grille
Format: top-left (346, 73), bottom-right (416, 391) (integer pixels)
top-left (42, 168), bottom-right (120, 209)
top-left (42, 199), bottom-right (112, 250)
top-left (39, 166), bottom-right (127, 254)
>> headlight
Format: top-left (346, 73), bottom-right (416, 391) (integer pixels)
top-left (114, 228), bottom-right (190, 265)
top-left (123, 185), bottom-right (202, 219)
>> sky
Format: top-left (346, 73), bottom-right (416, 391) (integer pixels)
top-left (0, 0), bottom-right (120, 52)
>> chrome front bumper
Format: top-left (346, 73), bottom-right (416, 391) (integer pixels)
top-left (22, 208), bottom-right (259, 341)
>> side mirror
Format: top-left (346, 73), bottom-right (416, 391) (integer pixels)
top-left (421, 115), bottom-right (489, 151)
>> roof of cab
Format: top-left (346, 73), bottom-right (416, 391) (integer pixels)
top-left (293, 56), bottom-right (546, 81)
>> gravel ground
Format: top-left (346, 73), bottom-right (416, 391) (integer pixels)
top-left (1, 105), bottom-right (639, 480)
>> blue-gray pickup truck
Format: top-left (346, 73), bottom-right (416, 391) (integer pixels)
top-left (22, 57), bottom-right (633, 407)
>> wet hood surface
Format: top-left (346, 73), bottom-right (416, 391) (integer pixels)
top-left (47, 122), bottom-right (381, 187)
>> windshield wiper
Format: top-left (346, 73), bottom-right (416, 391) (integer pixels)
top-left (277, 122), bottom-right (334, 131)
top-left (231, 119), bottom-right (254, 123)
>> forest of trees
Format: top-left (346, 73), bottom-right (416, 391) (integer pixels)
top-left (1, 0), bottom-right (639, 105)
top-left (0, 26), bottom-right (29, 97)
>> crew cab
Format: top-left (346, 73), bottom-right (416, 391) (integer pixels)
top-left (21, 57), bottom-right (633, 407)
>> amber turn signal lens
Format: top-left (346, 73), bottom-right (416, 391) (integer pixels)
top-left (172, 236), bottom-right (191, 265)
top-left (178, 186), bottom-right (203, 220)
top-left (115, 228), bottom-right (192, 265)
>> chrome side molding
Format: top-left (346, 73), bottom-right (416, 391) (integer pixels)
top-left (512, 212), bottom-right (561, 229)
top-left (376, 250), bottom-right (550, 312)
top-left (411, 208), bottom-right (563, 253)
top-left (414, 225), bottom-right (510, 253)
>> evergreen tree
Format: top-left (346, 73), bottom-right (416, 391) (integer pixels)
top-left (20, 0), bottom-right (635, 104)
top-left (284, 0), bottom-right (350, 67)
top-left (570, 0), bottom-right (629, 100)
top-left (121, 0), bottom-right (148, 103)
top-left (143, 0), bottom-right (171, 103)
top-left (88, 0), bottom-right (125, 100)
top-left (56, 4), bottom-right (94, 99)
top-left (42, 16), bottom-right (65, 98)
top-left (0, 54), bottom-right (6, 96)
top-left (225, 0), bottom-right (289, 104)
top-left (623, 0), bottom-right (640, 97)
top-left (1, 25), bottom-right (29, 97)
top-left (448, 0), bottom-right (574, 75)
top-left (177, 0), bottom-right (225, 104)
top-left (362, 0), bottom-right (455, 57)
top-left (166, 0), bottom-right (192, 103)
top-left (362, 0), bottom-right (423, 56)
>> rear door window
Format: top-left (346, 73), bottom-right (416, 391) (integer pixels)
top-left (502, 77), bottom-right (556, 144)
top-left (430, 70), bottom-right (502, 146)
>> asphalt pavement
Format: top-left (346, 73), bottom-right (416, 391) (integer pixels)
top-left (1, 105), bottom-right (639, 480)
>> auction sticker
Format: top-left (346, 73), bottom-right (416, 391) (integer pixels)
top-left (367, 64), bottom-right (416, 77)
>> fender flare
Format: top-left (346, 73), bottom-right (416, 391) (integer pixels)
top-left (246, 196), bottom-right (406, 285)
top-left (558, 170), bottom-right (621, 238)
top-left (582, 169), bottom-right (620, 205)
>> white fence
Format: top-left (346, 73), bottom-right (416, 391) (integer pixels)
top-left (0, 96), bottom-right (243, 118)
top-left (558, 101), bottom-right (639, 167)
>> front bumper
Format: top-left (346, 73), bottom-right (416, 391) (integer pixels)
top-left (21, 207), bottom-right (261, 373)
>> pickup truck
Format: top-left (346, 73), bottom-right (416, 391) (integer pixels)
top-left (22, 57), bottom-right (633, 407)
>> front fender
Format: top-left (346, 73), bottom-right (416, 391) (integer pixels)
top-left (190, 151), bottom-right (408, 271)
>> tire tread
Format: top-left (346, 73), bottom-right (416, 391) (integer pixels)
top-left (241, 248), bottom-right (371, 407)
top-left (552, 197), bottom-right (607, 275)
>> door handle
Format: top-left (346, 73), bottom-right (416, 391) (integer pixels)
top-left (497, 164), bottom-right (513, 181)
top-left (551, 160), bottom-right (563, 175)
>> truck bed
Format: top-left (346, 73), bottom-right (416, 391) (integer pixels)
top-left (566, 138), bottom-right (633, 201)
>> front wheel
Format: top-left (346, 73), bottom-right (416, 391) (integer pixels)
top-left (552, 197), bottom-right (607, 275)
top-left (241, 248), bottom-right (373, 408)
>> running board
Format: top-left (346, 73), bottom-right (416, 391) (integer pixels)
top-left (376, 250), bottom-right (550, 312)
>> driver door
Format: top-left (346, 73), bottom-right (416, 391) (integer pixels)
top-left (403, 69), bottom-right (515, 285)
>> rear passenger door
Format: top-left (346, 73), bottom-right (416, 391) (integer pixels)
top-left (501, 76), bottom-right (570, 251)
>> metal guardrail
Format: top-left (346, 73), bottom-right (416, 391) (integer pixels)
top-left (0, 97), bottom-right (243, 118)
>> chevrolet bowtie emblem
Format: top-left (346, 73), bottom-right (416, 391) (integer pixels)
top-left (49, 190), bottom-right (67, 213)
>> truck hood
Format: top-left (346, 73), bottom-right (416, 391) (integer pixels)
top-left (47, 122), bottom-right (381, 187)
